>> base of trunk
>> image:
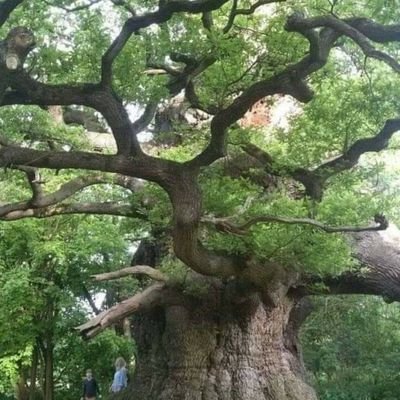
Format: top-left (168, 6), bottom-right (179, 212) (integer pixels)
top-left (115, 286), bottom-right (316, 400)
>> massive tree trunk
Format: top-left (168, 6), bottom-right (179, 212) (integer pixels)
top-left (116, 288), bottom-right (316, 400)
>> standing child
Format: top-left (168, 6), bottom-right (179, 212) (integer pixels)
top-left (81, 369), bottom-right (100, 400)
top-left (110, 357), bottom-right (128, 393)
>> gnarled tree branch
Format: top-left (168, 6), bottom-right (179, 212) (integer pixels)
top-left (189, 14), bottom-right (337, 167)
top-left (0, 171), bottom-right (147, 220)
top-left (203, 213), bottom-right (388, 235)
top-left (286, 14), bottom-right (400, 73)
top-left (314, 118), bottom-right (400, 180)
top-left (76, 283), bottom-right (167, 339)
top-left (0, 144), bottom-right (181, 185)
top-left (100, 0), bottom-right (230, 86)
top-left (242, 118), bottom-right (400, 200)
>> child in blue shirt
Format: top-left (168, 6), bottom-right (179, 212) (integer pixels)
top-left (110, 357), bottom-right (128, 393)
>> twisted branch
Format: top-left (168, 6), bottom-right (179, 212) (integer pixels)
top-left (76, 283), bottom-right (166, 339)
top-left (101, 0), bottom-right (230, 85)
top-left (203, 214), bottom-right (388, 235)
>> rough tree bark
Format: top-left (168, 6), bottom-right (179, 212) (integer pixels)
top-left (115, 287), bottom-right (316, 400)
top-left (2, 2), bottom-right (400, 400)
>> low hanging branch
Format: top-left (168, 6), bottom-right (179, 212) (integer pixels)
top-left (0, 171), bottom-right (147, 221)
top-left (0, 202), bottom-right (142, 221)
top-left (76, 283), bottom-right (167, 339)
top-left (91, 265), bottom-right (168, 282)
top-left (203, 213), bottom-right (388, 235)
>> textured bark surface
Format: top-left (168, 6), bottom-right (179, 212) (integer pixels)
top-left (114, 288), bottom-right (317, 400)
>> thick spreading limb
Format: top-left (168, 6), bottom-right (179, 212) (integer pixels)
top-left (2, 75), bottom-right (142, 155)
top-left (314, 119), bottom-right (400, 180)
top-left (0, 144), bottom-right (180, 183)
top-left (293, 228), bottom-right (400, 302)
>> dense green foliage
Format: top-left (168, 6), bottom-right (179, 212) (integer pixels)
top-left (0, 214), bottom-right (136, 399)
top-left (1, 0), bottom-right (400, 399)
top-left (302, 296), bottom-right (400, 400)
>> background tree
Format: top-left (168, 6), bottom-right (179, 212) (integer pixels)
top-left (0, 211), bottom-right (136, 400)
top-left (1, 1), bottom-right (400, 399)
top-left (302, 295), bottom-right (400, 400)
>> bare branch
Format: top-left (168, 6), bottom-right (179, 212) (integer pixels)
top-left (91, 265), bottom-right (168, 282)
top-left (203, 213), bottom-right (388, 235)
top-left (76, 283), bottom-right (166, 339)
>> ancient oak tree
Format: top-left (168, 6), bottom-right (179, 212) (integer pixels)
top-left (1, 1), bottom-right (400, 399)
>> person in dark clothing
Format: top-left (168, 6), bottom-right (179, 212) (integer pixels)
top-left (81, 369), bottom-right (100, 400)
